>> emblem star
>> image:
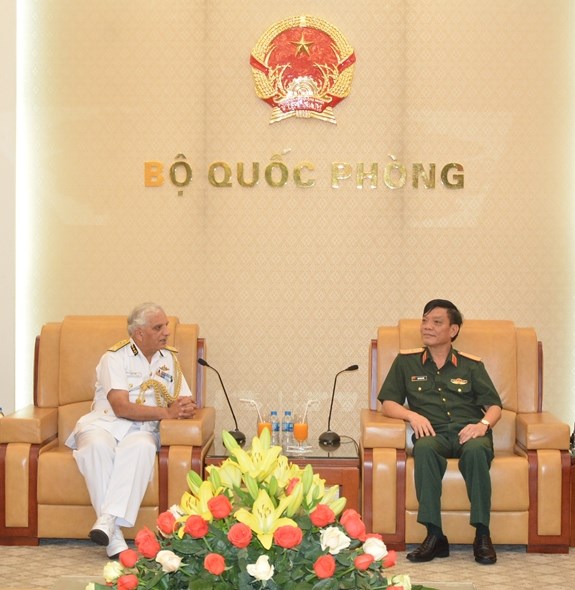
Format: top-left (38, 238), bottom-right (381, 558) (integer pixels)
top-left (291, 33), bottom-right (314, 56)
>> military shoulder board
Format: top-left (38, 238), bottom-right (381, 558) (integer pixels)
top-left (108, 339), bottom-right (131, 352)
top-left (400, 347), bottom-right (424, 355)
top-left (459, 351), bottom-right (482, 362)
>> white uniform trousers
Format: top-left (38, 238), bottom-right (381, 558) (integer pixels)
top-left (73, 427), bottom-right (158, 528)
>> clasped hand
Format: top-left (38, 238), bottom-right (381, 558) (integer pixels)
top-left (168, 396), bottom-right (197, 420)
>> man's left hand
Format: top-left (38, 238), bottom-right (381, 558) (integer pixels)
top-left (458, 422), bottom-right (489, 444)
top-left (174, 396), bottom-right (197, 419)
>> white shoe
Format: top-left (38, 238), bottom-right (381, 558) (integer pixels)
top-left (106, 527), bottom-right (128, 558)
top-left (89, 514), bottom-right (116, 546)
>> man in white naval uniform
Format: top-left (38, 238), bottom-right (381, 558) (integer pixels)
top-left (65, 303), bottom-right (197, 557)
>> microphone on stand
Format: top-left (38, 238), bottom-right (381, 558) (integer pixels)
top-left (319, 364), bottom-right (359, 448)
top-left (198, 358), bottom-right (246, 446)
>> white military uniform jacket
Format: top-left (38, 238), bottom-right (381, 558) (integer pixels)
top-left (65, 338), bottom-right (192, 449)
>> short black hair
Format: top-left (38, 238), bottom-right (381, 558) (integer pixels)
top-left (423, 299), bottom-right (463, 340)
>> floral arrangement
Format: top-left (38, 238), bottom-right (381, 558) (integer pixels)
top-left (89, 429), bottom-right (437, 590)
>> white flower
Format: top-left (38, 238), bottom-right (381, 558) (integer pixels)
top-left (363, 537), bottom-right (388, 561)
top-left (102, 561), bottom-right (124, 583)
top-left (169, 503), bottom-right (184, 518)
top-left (390, 573), bottom-right (412, 589)
top-left (320, 526), bottom-right (351, 555)
top-left (156, 549), bottom-right (182, 573)
top-left (246, 555), bottom-right (275, 581)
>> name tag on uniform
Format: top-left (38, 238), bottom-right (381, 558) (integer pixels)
top-left (411, 376), bottom-right (427, 382)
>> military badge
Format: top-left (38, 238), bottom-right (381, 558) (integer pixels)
top-left (451, 378), bottom-right (468, 385)
top-left (250, 15), bottom-right (356, 124)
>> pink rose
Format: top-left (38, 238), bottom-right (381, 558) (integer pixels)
top-left (228, 522), bottom-right (252, 548)
top-left (383, 549), bottom-right (397, 567)
top-left (119, 548), bottom-right (138, 568)
top-left (354, 553), bottom-right (375, 570)
top-left (184, 514), bottom-right (209, 538)
top-left (208, 495), bottom-right (233, 519)
top-left (117, 574), bottom-right (138, 590)
top-left (310, 504), bottom-right (335, 527)
top-left (340, 509), bottom-right (367, 541)
top-left (313, 554), bottom-right (336, 579)
top-left (204, 553), bottom-right (226, 576)
top-left (273, 525), bottom-right (303, 549)
top-left (157, 510), bottom-right (176, 535)
top-left (134, 527), bottom-right (161, 559)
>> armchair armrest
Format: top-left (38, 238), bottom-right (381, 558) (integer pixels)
top-left (516, 412), bottom-right (570, 451)
top-left (360, 408), bottom-right (406, 449)
top-left (160, 407), bottom-right (216, 447)
top-left (0, 406), bottom-right (58, 445)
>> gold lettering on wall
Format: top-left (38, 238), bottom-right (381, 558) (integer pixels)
top-left (144, 158), bottom-right (465, 193)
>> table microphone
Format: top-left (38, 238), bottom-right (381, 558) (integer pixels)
top-left (198, 358), bottom-right (246, 446)
top-left (319, 364), bottom-right (359, 448)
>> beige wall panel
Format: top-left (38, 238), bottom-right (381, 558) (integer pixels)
top-left (19, 1), bottom-right (575, 445)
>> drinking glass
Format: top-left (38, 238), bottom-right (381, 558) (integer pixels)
top-left (292, 414), bottom-right (309, 453)
top-left (257, 419), bottom-right (272, 437)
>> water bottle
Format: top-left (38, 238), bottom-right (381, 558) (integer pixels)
top-left (270, 410), bottom-right (280, 445)
top-left (282, 410), bottom-right (294, 448)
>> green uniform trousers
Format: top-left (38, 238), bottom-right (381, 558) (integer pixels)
top-left (412, 423), bottom-right (494, 529)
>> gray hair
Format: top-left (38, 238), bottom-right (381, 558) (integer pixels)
top-left (127, 302), bottom-right (165, 336)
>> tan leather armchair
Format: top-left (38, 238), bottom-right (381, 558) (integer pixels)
top-left (361, 319), bottom-right (570, 553)
top-left (0, 315), bottom-right (215, 545)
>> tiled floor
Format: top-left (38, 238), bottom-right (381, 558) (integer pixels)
top-left (1, 539), bottom-right (574, 589)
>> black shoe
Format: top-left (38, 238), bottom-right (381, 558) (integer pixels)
top-left (407, 534), bottom-right (450, 562)
top-left (473, 534), bottom-right (497, 564)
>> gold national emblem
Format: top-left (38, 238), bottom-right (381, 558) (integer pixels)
top-left (250, 15), bottom-right (356, 124)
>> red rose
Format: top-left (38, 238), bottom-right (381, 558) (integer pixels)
top-left (313, 554), bottom-right (336, 579)
top-left (340, 509), bottom-right (366, 541)
top-left (134, 527), bottom-right (161, 558)
top-left (117, 574), bottom-right (139, 590)
top-left (227, 522), bottom-right (252, 548)
top-left (273, 525), bottom-right (303, 549)
top-left (310, 504), bottom-right (335, 527)
top-left (119, 548), bottom-right (138, 568)
top-left (184, 514), bottom-right (209, 538)
top-left (157, 510), bottom-right (176, 535)
top-left (208, 495), bottom-right (233, 519)
top-left (365, 532), bottom-right (383, 540)
top-left (383, 550), bottom-right (397, 568)
top-left (354, 553), bottom-right (374, 571)
top-left (204, 552), bottom-right (226, 576)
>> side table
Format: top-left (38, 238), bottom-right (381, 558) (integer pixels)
top-left (204, 438), bottom-right (361, 513)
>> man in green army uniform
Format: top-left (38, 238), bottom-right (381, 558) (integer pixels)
top-left (377, 299), bottom-right (502, 565)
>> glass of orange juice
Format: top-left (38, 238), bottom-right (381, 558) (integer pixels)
top-left (257, 419), bottom-right (272, 437)
top-left (293, 414), bottom-right (309, 453)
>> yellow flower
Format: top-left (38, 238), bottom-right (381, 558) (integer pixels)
top-left (209, 460), bottom-right (242, 490)
top-left (234, 489), bottom-right (296, 549)
top-left (179, 481), bottom-right (217, 522)
top-left (229, 438), bottom-right (282, 483)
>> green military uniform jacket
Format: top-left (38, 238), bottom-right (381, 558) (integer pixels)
top-left (377, 347), bottom-right (502, 428)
